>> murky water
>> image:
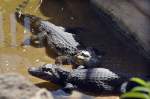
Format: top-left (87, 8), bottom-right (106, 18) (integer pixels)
top-left (0, 0), bottom-right (149, 98)
top-left (0, 0), bottom-right (57, 88)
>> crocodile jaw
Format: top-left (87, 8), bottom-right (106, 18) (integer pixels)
top-left (28, 67), bottom-right (50, 81)
top-left (28, 64), bottom-right (66, 85)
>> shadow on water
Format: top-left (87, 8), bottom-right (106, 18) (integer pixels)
top-left (35, 81), bottom-right (60, 90)
top-left (39, 0), bottom-right (150, 73)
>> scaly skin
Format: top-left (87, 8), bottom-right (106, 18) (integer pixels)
top-left (15, 0), bottom-right (103, 68)
top-left (28, 64), bottom-right (144, 95)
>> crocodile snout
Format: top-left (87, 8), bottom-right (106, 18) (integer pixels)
top-left (28, 67), bottom-right (36, 73)
top-left (28, 67), bottom-right (42, 77)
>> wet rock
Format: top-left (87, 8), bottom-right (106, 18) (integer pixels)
top-left (0, 73), bottom-right (52, 99)
top-left (30, 89), bottom-right (54, 99)
top-left (90, 0), bottom-right (150, 61)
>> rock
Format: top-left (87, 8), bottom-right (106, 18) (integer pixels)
top-left (30, 89), bottom-right (54, 99)
top-left (90, 0), bottom-right (150, 61)
top-left (0, 73), bottom-right (53, 99)
top-left (0, 73), bottom-right (116, 99)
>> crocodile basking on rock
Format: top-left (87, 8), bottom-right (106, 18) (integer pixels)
top-left (28, 64), bottom-right (150, 95)
top-left (15, 0), bottom-right (103, 68)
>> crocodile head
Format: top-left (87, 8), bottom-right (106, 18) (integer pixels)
top-left (28, 64), bottom-right (68, 85)
top-left (74, 50), bottom-right (92, 65)
top-left (74, 49), bottom-right (102, 67)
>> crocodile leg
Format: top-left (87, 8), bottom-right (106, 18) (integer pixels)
top-left (76, 65), bottom-right (85, 69)
top-left (30, 32), bottom-right (46, 47)
top-left (62, 83), bottom-right (75, 94)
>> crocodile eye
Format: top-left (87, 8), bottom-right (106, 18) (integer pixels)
top-left (41, 67), bottom-right (47, 71)
top-left (81, 53), bottom-right (90, 57)
top-left (41, 67), bottom-right (51, 72)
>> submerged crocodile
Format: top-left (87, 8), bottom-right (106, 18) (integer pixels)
top-left (28, 64), bottom-right (150, 95)
top-left (15, 0), bottom-right (103, 68)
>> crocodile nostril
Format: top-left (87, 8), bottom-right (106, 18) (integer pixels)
top-left (28, 67), bottom-right (37, 73)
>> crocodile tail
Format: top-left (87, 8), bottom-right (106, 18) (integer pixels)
top-left (15, 0), bottom-right (42, 27)
top-left (15, 0), bottom-right (31, 23)
top-left (15, 0), bottom-right (30, 17)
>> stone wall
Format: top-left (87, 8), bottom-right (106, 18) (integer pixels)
top-left (90, 0), bottom-right (150, 61)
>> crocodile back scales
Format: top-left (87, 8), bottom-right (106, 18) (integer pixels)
top-left (15, 2), bottom-right (80, 56)
top-left (39, 21), bottom-right (80, 55)
top-left (66, 68), bottom-right (125, 93)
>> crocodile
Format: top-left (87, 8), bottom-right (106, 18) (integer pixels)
top-left (15, 0), bottom-right (103, 68)
top-left (28, 64), bottom-right (150, 95)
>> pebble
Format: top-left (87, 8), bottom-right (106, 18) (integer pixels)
top-left (22, 49), bottom-right (26, 52)
top-left (35, 59), bottom-right (40, 62)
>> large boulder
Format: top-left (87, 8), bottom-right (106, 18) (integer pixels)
top-left (0, 73), bottom-right (94, 99)
top-left (0, 73), bottom-right (53, 99)
top-left (90, 0), bottom-right (150, 61)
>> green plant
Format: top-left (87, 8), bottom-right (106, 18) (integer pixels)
top-left (120, 77), bottom-right (150, 99)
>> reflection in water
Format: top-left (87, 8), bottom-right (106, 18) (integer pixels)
top-left (0, 0), bottom-right (53, 78)
top-left (0, 15), bottom-right (4, 47)
top-left (10, 13), bottom-right (17, 47)
top-left (23, 16), bottom-right (31, 46)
